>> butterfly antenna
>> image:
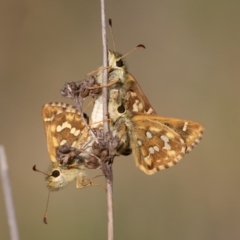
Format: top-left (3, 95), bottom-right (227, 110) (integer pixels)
top-left (83, 98), bottom-right (95, 112)
top-left (32, 165), bottom-right (51, 224)
top-left (43, 190), bottom-right (51, 224)
top-left (86, 66), bottom-right (109, 76)
top-left (92, 118), bottom-right (112, 125)
top-left (120, 44), bottom-right (146, 60)
top-left (108, 18), bottom-right (116, 52)
top-left (32, 165), bottom-right (49, 177)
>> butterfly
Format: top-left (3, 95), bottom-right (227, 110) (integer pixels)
top-left (88, 49), bottom-right (158, 156)
top-left (92, 50), bottom-right (204, 174)
top-left (90, 47), bottom-right (156, 127)
top-left (40, 102), bottom-right (100, 190)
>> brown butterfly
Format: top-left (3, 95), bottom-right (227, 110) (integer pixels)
top-left (90, 49), bottom-right (156, 126)
top-left (89, 46), bottom-right (204, 174)
top-left (40, 102), bottom-right (100, 190)
top-left (89, 49), bottom-right (157, 156)
top-left (96, 50), bottom-right (204, 174)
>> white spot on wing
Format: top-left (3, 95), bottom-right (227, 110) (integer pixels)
top-left (167, 162), bottom-right (174, 167)
top-left (62, 121), bottom-right (71, 129)
top-left (70, 127), bottom-right (76, 134)
top-left (44, 116), bottom-right (54, 122)
top-left (160, 135), bottom-right (171, 150)
top-left (132, 99), bottom-right (140, 112)
top-left (148, 146), bottom-right (159, 154)
top-left (153, 146), bottom-right (160, 152)
top-left (56, 121), bottom-right (71, 132)
top-left (146, 131), bottom-right (153, 139)
top-left (138, 102), bottom-right (143, 111)
top-left (144, 108), bottom-right (154, 114)
top-left (159, 165), bottom-right (166, 170)
top-left (149, 147), bottom-right (154, 154)
top-left (74, 129), bottom-right (80, 136)
top-left (56, 109), bottom-right (63, 114)
top-left (56, 125), bottom-right (62, 132)
top-left (60, 139), bottom-right (67, 145)
top-left (183, 122), bottom-right (188, 131)
top-left (179, 138), bottom-right (186, 153)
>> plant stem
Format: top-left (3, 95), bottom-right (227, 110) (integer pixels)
top-left (100, 1), bottom-right (114, 240)
top-left (0, 146), bottom-right (20, 240)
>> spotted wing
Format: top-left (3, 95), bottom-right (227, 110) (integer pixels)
top-left (126, 73), bottom-right (157, 115)
top-left (129, 114), bottom-right (204, 174)
top-left (42, 102), bottom-right (88, 162)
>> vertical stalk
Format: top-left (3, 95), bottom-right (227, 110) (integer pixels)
top-left (0, 146), bottom-right (20, 240)
top-left (100, 1), bottom-right (114, 240)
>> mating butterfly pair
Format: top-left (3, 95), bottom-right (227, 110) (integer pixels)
top-left (93, 50), bottom-right (204, 174)
top-left (40, 49), bottom-right (204, 192)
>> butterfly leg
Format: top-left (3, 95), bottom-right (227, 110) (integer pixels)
top-left (76, 175), bottom-right (106, 191)
top-left (87, 78), bottom-right (119, 91)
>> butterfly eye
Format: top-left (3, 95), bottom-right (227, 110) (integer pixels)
top-left (117, 105), bottom-right (125, 113)
top-left (120, 148), bottom-right (132, 156)
top-left (83, 112), bottom-right (89, 124)
top-left (51, 170), bottom-right (60, 178)
top-left (116, 59), bottom-right (123, 67)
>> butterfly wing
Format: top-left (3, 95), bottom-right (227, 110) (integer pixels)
top-left (128, 114), bottom-right (204, 174)
top-left (42, 102), bottom-right (87, 162)
top-left (42, 102), bottom-right (93, 190)
top-left (127, 73), bottom-right (157, 115)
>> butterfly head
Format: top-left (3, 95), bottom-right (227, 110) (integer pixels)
top-left (46, 163), bottom-right (86, 191)
top-left (108, 50), bottom-right (126, 70)
top-left (107, 50), bottom-right (129, 84)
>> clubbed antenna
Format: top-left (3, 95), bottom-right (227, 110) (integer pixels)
top-left (108, 18), bottom-right (116, 51)
top-left (32, 165), bottom-right (51, 224)
top-left (32, 165), bottom-right (49, 176)
top-left (118, 44), bottom-right (146, 61)
top-left (43, 190), bottom-right (51, 224)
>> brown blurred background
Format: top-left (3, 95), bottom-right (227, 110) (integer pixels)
top-left (0, 1), bottom-right (240, 239)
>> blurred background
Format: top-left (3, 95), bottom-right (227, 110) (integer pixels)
top-left (0, 1), bottom-right (240, 239)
